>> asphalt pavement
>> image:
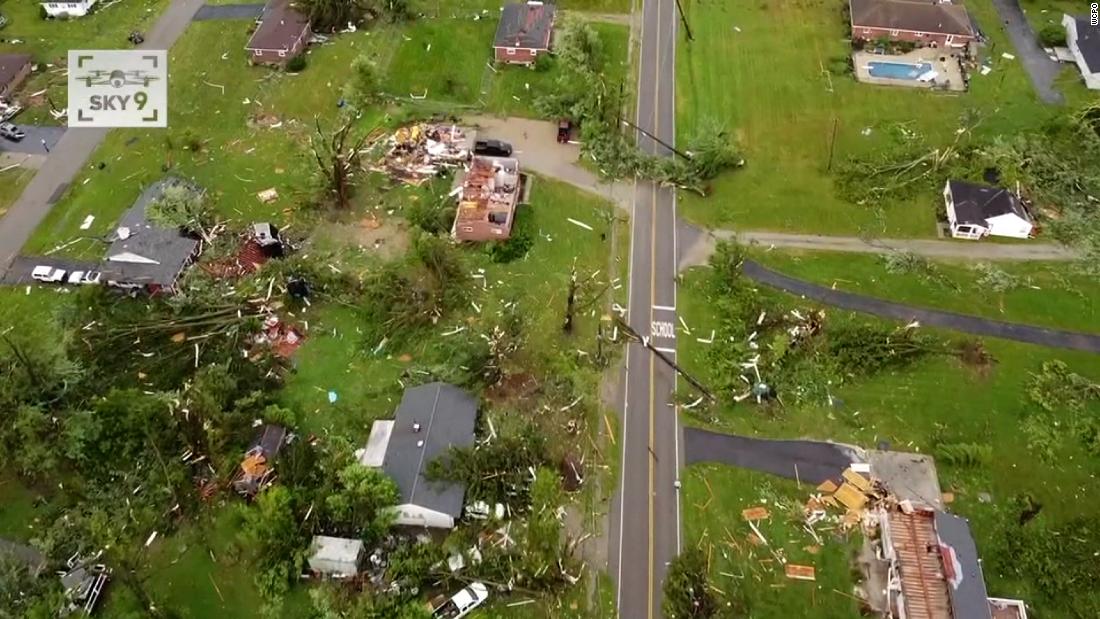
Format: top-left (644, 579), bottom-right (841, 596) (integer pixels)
top-left (610, 0), bottom-right (681, 617)
top-left (743, 259), bottom-right (1100, 352)
top-left (2, 255), bottom-right (100, 285)
top-left (192, 3), bottom-right (265, 21)
top-left (0, 126), bottom-right (65, 155)
top-left (683, 428), bottom-right (855, 484)
top-left (0, 0), bottom-right (207, 278)
top-left (988, 0), bottom-right (1064, 105)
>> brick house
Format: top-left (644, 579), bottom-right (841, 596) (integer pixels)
top-left (850, 0), bottom-right (977, 48)
top-left (245, 0), bottom-right (311, 66)
top-left (493, 1), bottom-right (556, 65)
top-left (452, 156), bottom-right (522, 242)
top-left (0, 54), bottom-right (32, 100)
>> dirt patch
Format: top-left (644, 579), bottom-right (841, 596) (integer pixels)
top-left (314, 216), bottom-right (411, 261)
top-left (486, 371), bottom-right (540, 405)
top-left (957, 339), bottom-right (996, 378)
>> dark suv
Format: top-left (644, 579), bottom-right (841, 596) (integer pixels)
top-left (473, 139), bottom-right (513, 157)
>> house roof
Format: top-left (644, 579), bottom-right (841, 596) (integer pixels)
top-left (849, 0), bottom-right (975, 37)
top-left (101, 178), bottom-right (201, 288)
top-left (1069, 15), bottom-right (1100, 73)
top-left (947, 180), bottom-right (1030, 226)
top-left (494, 2), bottom-right (556, 50)
top-left (934, 511), bottom-right (993, 619)
top-left (0, 53), bottom-right (31, 91)
top-left (246, 0), bottom-right (310, 52)
top-left (0, 538), bottom-right (47, 576)
top-left (382, 383), bottom-right (477, 519)
top-left (309, 535), bottom-right (364, 564)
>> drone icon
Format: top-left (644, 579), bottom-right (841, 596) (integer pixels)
top-left (76, 69), bottom-right (160, 89)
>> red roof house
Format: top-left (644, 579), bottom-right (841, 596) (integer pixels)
top-left (850, 0), bottom-right (977, 48)
top-left (493, 1), bottom-right (556, 65)
top-left (246, 0), bottom-right (312, 66)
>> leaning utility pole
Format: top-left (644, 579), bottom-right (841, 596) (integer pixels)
top-left (674, 0), bottom-right (694, 42)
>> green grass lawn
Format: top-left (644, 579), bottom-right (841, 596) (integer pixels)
top-left (0, 166), bottom-right (34, 214)
top-left (675, 0), bottom-right (1071, 238)
top-left (750, 249), bottom-right (1100, 333)
top-left (677, 262), bottom-right (1100, 617)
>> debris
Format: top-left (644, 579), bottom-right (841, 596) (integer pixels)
top-left (144, 531), bottom-right (158, 547)
top-left (79, 215), bottom-right (95, 230)
top-left (785, 564), bottom-right (816, 581)
top-left (567, 218), bottom-right (594, 231)
top-left (941, 491), bottom-right (955, 504)
top-left (1001, 52), bottom-right (1015, 60)
top-left (328, 390), bottom-right (338, 404)
top-left (741, 506), bottom-right (770, 521)
top-left (257, 188), bottom-right (279, 203)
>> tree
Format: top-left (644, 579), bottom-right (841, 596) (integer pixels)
top-left (146, 183), bottom-right (216, 243)
top-left (1038, 23), bottom-right (1066, 47)
top-left (240, 486), bottom-right (307, 598)
top-left (344, 55), bottom-right (380, 108)
top-left (663, 548), bottom-right (721, 618)
top-left (323, 463), bottom-right (399, 543)
top-left (0, 556), bottom-right (64, 619)
top-left (310, 118), bottom-right (371, 209)
top-left (299, 0), bottom-right (410, 32)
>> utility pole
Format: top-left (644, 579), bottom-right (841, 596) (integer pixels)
top-left (674, 0), bottom-right (694, 42)
top-left (620, 118), bottom-right (693, 161)
top-left (825, 117), bottom-right (839, 173)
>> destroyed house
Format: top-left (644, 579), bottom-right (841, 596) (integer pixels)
top-left (493, 1), bottom-right (556, 65)
top-left (943, 180), bottom-right (1033, 240)
top-left (373, 383), bottom-right (478, 529)
top-left (246, 0), bottom-right (311, 66)
top-left (880, 506), bottom-right (1027, 619)
top-left (307, 535), bottom-right (364, 578)
top-left (101, 178), bottom-right (202, 294)
top-left (453, 156), bottom-right (521, 242)
top-left (232, 424), bottom-right (288, 496)
top-left (849, 0), bottom-right (977, 48)
top-left (0, 53), bottom-right (32, 99)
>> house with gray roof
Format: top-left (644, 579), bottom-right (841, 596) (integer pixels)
top-left (368, 382), bottom-right (478, 529)
top-left (1063, 14), bottom-right (1100, 90)
top-left (101, 178), bottom-right (202, 294)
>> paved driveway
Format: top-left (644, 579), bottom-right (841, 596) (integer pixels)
top-left (2, 255), bottom-right (100, 285)
top-left (684, 428), bottom-right (856, 484)
top-left (988, 0), bottom-right (1064, 104)
top-left (0, 126), bottom-right (65, 155)
top-left (193, 3), bottom-right (264, 20)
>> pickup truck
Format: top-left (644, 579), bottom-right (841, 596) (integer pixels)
top-left (429, 582), bottom-right (489, 619)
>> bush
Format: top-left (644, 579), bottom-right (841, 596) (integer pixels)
top-left (285, 54), bottom-right (307, 72)
top-left (485, 205), bottom-right (535, 263)
top-left (1038, 23), bottom-right (1066, 48)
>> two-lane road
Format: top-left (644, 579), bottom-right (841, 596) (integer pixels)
top-left (611, 0), bottom-right (681, 616)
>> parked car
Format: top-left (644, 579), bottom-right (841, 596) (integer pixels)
top-left (66, 270), bottom-right (102, 285)
top-left (557, 119), bottom-right (572, 143)
top-left (430, 582), bottom-right (488, 618)
top-left (31, 265), bottom-right (67, 283)
top-left (473, 139), bottom-right (512, 157)
top-left (0, 122), bottom-right (25, 142)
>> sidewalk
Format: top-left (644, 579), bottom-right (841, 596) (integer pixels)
top-left (0, 0), bottom-right (207, 277)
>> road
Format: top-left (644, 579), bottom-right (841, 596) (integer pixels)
top-left (0, 126), bottom-right (65, 155)
top-left (610, 0), bottom-right (681, 617)
top-left (0, 0), bottom-right (206, 277)
top-left (988, 0), bottom-right (1063, 105)
top-left (683, 428), bottom-right (856, 484)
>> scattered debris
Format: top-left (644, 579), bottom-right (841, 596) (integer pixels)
top-left (784, 564), bottom-right (816, 581)
top-left (369, 123), bottom-right (468, 186)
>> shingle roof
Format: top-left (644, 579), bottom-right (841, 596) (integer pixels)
top-left (849, 0), bottom-right (975, 37)
top-left (1071, 16), bottom-right (1100, 73)
top-left (494, 2), bottom-right (556, 50)
top-left (101, 178), bottom-right (201, 288)
top-left (934, 511), bottom-right (994, 619)
top-left (382, 383), bottom-right (477, 519)
top-left (246, 0), bottom-right (310, 52)
top-left (0, 53), bottom-right (31, 91)
top-left (948, 180), bottom-right (1030, 226)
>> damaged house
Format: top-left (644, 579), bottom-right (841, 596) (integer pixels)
top-left (942, 180), bottom-right (1033, 240)
top-left (360, 383), bottom-right (477, 529)
top-left (232, 424), bottom-right (288, 496)
top-left (493, 1), bottom-right (556, 65)
top-left (452, 155), bottom-right (522, 242)
top-left (101, 178), bottom-right (203, 294)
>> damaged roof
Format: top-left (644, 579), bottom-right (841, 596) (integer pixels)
top-left (849, 0), bottom-right (975, 37)
top-left (101, 178), bottom-right (202, 288)
top-left (0, 53), bottom-right (31, 91)
top-left (246, 0), bottom-right (310, 52)
top-left (934, 511), bottom-right (993, 619)
top-left (494, 2), bottom-right (556, 50)
top-left (947, 180), bottom-right (1030, 226)
top-left (382, 383), bottom-right (477, 519)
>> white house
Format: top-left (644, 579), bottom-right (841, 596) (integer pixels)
top-left (943, 180), bottom-right (1033, 240)
top-left (40, 0), bottom-right (97, 18)
top-left (364, 383), bottom-right (478, 529)
top-left (1063, 14), bottom-right (1100, 90)
top-left (307, 536), bottom-right (364, 578)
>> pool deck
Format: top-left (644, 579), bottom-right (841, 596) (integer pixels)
top-left (853, 48), bottom-right (966, 92)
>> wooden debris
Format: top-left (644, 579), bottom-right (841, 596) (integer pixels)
top-left (741, 506), bottom-right (771, 521)
top-left (833, 483), bottom-right (868, 511)
top-left (816, 479), bottom-right (839, 493)
top-left (842, 469), bottom-right (873, 493)
top-left (785, 564), bottom-right (816, 581)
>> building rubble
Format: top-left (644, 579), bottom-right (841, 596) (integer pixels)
top-left (369, 123), bottom-right (470, 186)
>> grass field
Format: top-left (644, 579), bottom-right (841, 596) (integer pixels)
top-left (675, 0), bottom-right (1084, 237)
top-left (750, 249), bottom-right (1100, 333)
top-left (676, 261), bottom-right (1100, 616)
top-left (0, 166), bottom-right (34, 214)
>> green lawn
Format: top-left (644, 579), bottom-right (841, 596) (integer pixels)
top-left (0, 166), bottom-right (34, 214)
top-left (675, 0), bottom-right (1071, 237)
top-left (750, 249), bottom-right (1100, 333)
top-left (677, 262), bottom-right (1100, 617)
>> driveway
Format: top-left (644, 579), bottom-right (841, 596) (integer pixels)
top-left (988, 0), bottom-right (1064, 104)
top-left (2, 255), bottom-right (100, 285)
top-left (743, 259), bottom-right (1100, 352)
top-left (192, 3), bottom-right (264, 21)
top-left (0, 126), bottom-right (65, 155)
top-left (684, 427), bottom-right (856, 484)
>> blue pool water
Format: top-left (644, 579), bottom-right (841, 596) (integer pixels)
top-left (867, 61), bottom-right (932, 80)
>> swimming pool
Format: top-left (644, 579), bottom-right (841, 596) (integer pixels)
top-left (866, 61), bottom-right (933, 80)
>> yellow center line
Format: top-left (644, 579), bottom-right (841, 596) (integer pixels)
top-left (647, 0), bottom-right (663, 616)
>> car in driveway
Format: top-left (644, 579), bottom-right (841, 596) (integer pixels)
top-left (473, 139), bottom-right (512, 157)
top-left (0, 122), bottom-right (26, 142)
top-left (67, 270), bottom-right (102, 285)
top-left (31, 265), bottom-right (67, 283)
top-left (430, 582), bottom-right (488, 618)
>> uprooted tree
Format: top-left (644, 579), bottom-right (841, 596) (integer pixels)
top-left (146, 181), bottom-right (217, 243)
top-left (310, 117), bottom-right (372, 209)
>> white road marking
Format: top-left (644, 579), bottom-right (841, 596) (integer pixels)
top-left (654, 346), bottom-right (677, 354)
top-left (651, 320), bottom-right (676, 339)
top-left (652, 304), bottom-right (676, 311)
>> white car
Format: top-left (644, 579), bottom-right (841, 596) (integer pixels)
top-left (66, 270), bottom-right (102, 285)
top-left (31, 265), bottom-right (67, 283)
top-left (432, 582), bottom-right (489, 619)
